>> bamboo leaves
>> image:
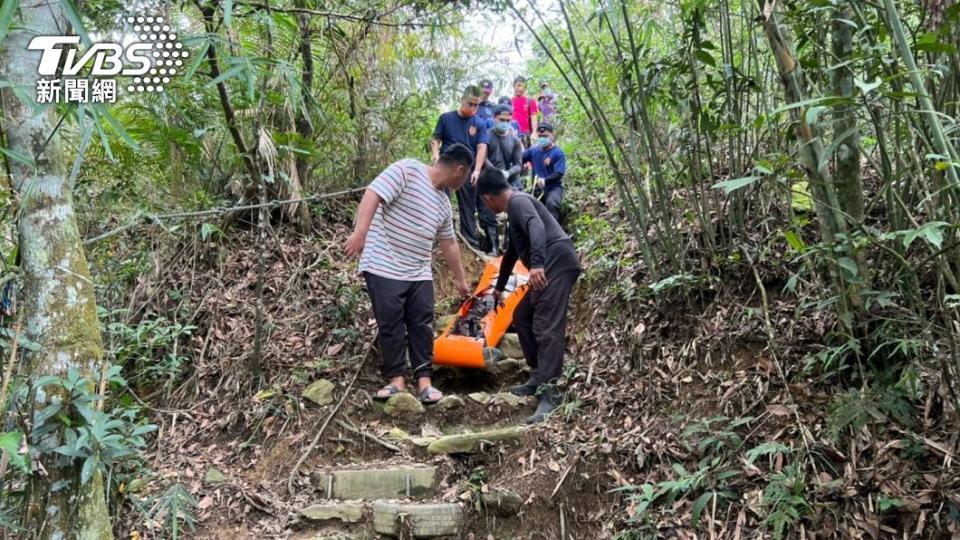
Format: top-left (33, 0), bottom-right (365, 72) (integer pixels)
top-left (0, 0), bottom-right (17, 46)
top-left (712, 175), bottom-right (762, 194)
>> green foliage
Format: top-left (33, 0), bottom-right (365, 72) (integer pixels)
top-left (145, 483), bottom-right (198, 539)
top-left (101, 308), bottom-right (196, 389)
top-left (681, 415), bottom-right (753, 460)
top-left (0, 430), bottom-right (28, 474)
top-left (31, 367), bottom-right (156, 486)
top-left (615, 416), bottom-right (751, 530)
top-left (465, 466), bottom-right (487, 512)
top-left (615, 463), bottom-right (738, 530)
top-left (878, 496), bottom-right (904, 513)
top-left (0, 0), bottom-right (18, 46)
top-left (745, 442), bottom-right (792, 465)
top-left (324, 274), bottom-right (365, 325)
top-left (761, 462), bottom-right (810, 539)
top-left (827, 386), bottom-right (913, 441)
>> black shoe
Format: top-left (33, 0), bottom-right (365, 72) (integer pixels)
top-left (526, 385), bottom-right (561, 424)
top-left (510, 380), bottom-right (539, 397)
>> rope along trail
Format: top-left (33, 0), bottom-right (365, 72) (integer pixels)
top-left (83, 187), bottom-right (367, 245)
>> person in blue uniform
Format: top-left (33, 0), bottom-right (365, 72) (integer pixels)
top-left (522, 122), bottom-right (566, 222)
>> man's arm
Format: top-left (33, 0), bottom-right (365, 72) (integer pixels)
top-left (484, 135), bottom-right (498, 171)
top-left (471, 143), bottom-right (488, 184)
top-left (345, 189), bottom-right (383, 258)
top-left (438, 238), bottom-right (469, 296)
top-left (518, 197), bottom-right (549, 290)
top-left (543, 150), bottom-right (566, 186)
top-left (495, 239), bottom-right (519, 292)
top-left (520, 202), bottom-right (548, 271)
top-left (431, 115), bottom-right (444, 163)
top-left (529, 98), bottom-right (539, 135)
top-left (508, 137), bottom-right (524, 177)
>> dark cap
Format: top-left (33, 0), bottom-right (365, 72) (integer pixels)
top-left (493, 104), bottom-right (512, 116)
top-left (537, 122), bottom-right (555, 133)
top-left (540, 81), bottom-right (549, 88)
top-left (480, 79), bottom-right (493, 89)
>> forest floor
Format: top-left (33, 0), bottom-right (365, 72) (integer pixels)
top-left (101, 193), bottom-right (960, 539)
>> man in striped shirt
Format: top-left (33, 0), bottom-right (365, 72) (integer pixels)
top-left (345, 144), bottom-right (473, 404)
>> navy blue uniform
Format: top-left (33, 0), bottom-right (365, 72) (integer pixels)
top-left (433, 111), bottom-right (491, 248)
top-left (522, 144), bottom-right (567, 222)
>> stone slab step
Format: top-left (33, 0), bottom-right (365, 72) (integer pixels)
top-left (293, 530), bottom-right (377, 540)
top-left (301, 501), bottom-right (365, 523)
top-left (314, 465), bottom-right (438, 500)
top-left (372, 501), bottom-right (463, 538)
top-left (427, 426), bottom-right (525, 454)
top-left (497, 333), bottom-right (524, 359)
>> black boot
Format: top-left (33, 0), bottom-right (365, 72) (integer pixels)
top-left (510, 379), bottom-right (539, 397)
top-left (484, 225), bottom-right (500, 256)
top-left (526, 385), bottom-right (561, 424)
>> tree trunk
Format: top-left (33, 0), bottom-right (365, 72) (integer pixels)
top-left (831, 3), bottom-right (864, 223)
top-left (759, 0), bottom-right (863, 315)
top-left (290, 3), bottom-right (314, 233)
top-left (0, 1), bottom-right (113, 538)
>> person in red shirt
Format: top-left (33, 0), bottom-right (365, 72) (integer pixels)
top-left (510, 76), bottom-right (539, 147)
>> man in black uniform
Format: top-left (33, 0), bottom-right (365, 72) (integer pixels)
top-left (477, 169), bottom-right (581, 424)
top-left (483, 104), bottom-right (525, 255)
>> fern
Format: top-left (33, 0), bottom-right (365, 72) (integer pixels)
top-left (746, 442), bottom-right (792, 465)
top-left (148, 484), bottom-right (198, 540)
top-left (761, 462), bottom-right (810, 539)
top-left (827, 386), bottom-right (912, 440)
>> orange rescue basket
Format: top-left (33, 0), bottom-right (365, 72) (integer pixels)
top-left (433, 257), bottom-right (529, 369)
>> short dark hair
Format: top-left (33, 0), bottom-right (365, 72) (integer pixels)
top-left (513, 76), bottom-right (526, 85)
top-left (462, 85), bottom-right (483, 99)
top-left (438, 143), bottom-right (474, 170)
top-left (477, 167), bottom-right (510, 196)
top-left (493, 104), bottom-right (512, 116)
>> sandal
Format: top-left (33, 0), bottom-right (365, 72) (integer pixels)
top-left (418, 385), bottom-right (444, 405)
top-left (372, 383), bottom-right (402, 402)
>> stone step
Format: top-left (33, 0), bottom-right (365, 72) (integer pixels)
top-left (497, 333), bottom-right (524, 359)
top-left (301, 502), bottom-right (365, 524)
top-left (312, 465), bottom-right (438, 500)
top-left (292, 531), bottom-right (374, 540)
top-left (372, 501), bottom-right (463, 538)
top-left (427, 426), bottom-right (526, 455)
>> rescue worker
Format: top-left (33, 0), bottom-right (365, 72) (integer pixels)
top-left (477, 168), bottom-right (581, 424)
top-left (522, 122), bottom-right (566, 223)
top-left (477, 79), bottom-right (496, 128)
top-left (483, 104), bottom-right (525, 255)
top-left (431, 85), bottom-right (490, 250)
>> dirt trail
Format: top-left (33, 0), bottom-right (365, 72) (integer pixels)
top-left (130, 223), bottom-right (604, 539)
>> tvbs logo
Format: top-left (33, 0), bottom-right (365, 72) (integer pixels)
top-left (28, 14), bottom-right (188, 104)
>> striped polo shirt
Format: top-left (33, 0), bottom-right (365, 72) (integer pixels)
top-left (359, 159), bottom-right (454, 281)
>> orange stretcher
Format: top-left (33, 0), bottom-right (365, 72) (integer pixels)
top-left (433, 257), bottom-right (530, 369)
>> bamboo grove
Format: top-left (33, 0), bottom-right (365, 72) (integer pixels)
top-left (515, 0), bottom-right (960, 404)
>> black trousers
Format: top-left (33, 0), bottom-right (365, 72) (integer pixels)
top-left (513, 268), bottom-right (580, 385)
top-left (457, 180), bottom-right (497, 248)
top-left (364, 273), bottom-right (435, 379)
top-left (543, 188), bottom-right (563, 223)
